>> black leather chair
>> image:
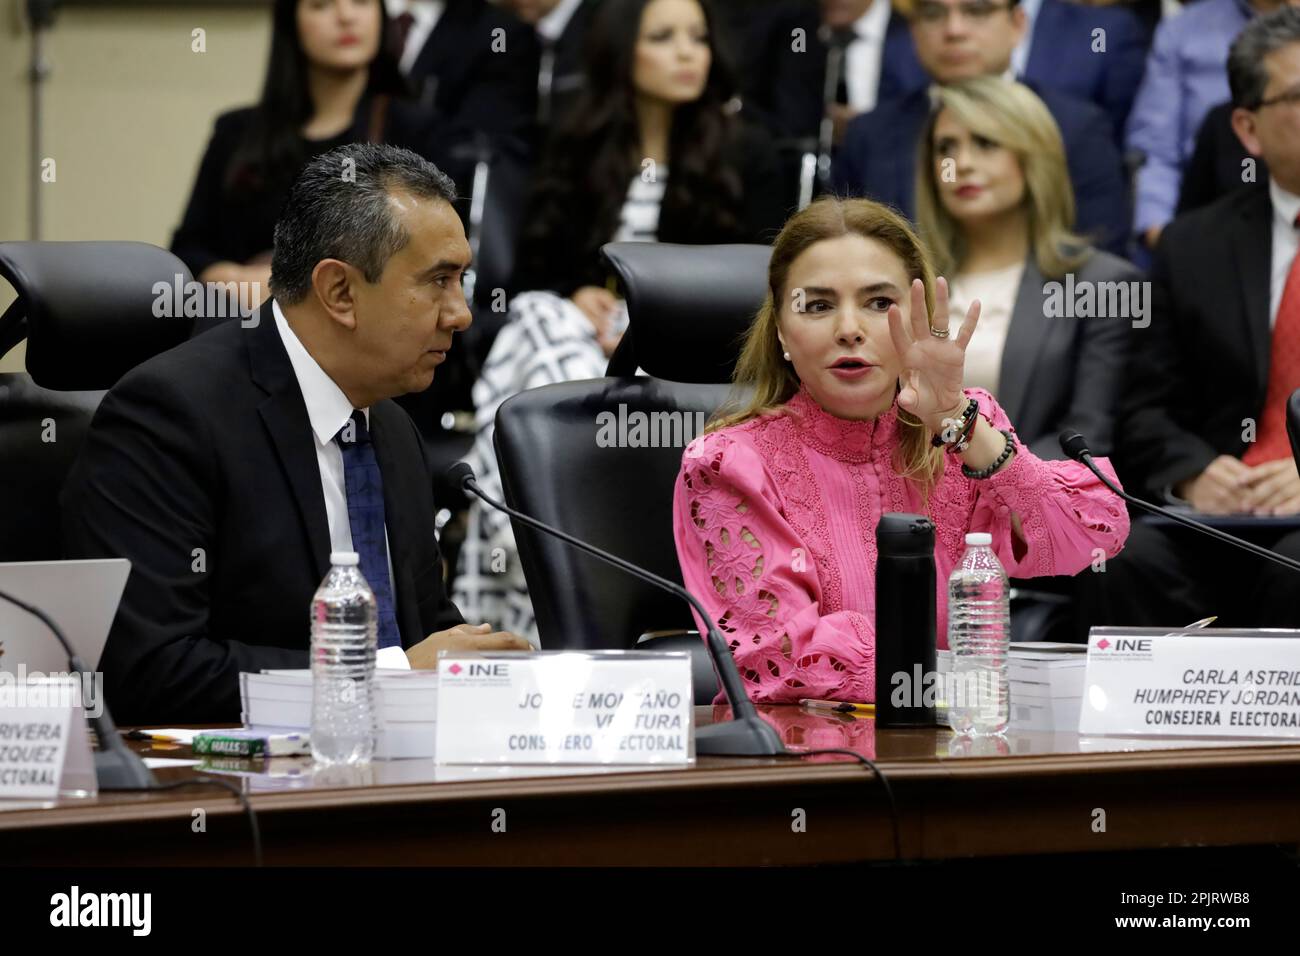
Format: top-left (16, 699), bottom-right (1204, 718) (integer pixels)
top-left (0, 241), bottom-right (195, 561)
top-left (602, 242), bottom-right (771, 382)
top-left (494, 378), bottom-right (740, 703)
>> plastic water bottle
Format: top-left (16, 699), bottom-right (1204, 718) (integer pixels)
top-left (946, 532), bottom-right (1010, 736)
top-left (310, 552), bottom-right (377, 765)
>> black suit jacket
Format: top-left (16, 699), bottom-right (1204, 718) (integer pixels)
top-left (407, 0), bottom-right (538, 147)
top-left (61, 303), bottom-right (464, 724)
top-left (1118, 187), bottom-right (1274, 498)
top-left (540, 0), bottom-right (599, 130)
top-left (833, 81), bottom-right (1130, 257)
top-left (998, 250), bottom-right (1140, 460)
top-left (740, 1), bottom-right (927, 141)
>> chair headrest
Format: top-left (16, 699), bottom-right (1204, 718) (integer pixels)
top-left (601, 242), bottom-right (770, 384)
top-left (0, 241), bottom-right (196, 391)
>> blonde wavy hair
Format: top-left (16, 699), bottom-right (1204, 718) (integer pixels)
top-left (709, 196), bottom-right (946, 495)
top-left (915, 77), bottom-right (1089, 280)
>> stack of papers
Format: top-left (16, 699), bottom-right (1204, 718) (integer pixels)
top-left (239, 669), bottom-right (438, 758)
top-left (937, 643), bottom-right (1087, 731)
top-left (1008, 642), bottom-right (1087, 731)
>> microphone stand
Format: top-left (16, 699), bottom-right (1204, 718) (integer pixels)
top-left (453, 468), bottom-right (785, 756)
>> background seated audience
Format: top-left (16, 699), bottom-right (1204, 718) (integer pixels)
top-left (451, 0), bottom-right (787, 644)
top-left (833, 0), bottom-right (1132, 258)
top-left (1089, 8), bottom-right (1300, 632)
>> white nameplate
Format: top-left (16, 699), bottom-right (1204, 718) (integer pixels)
top-left (434, 650), bottom-right (694, 764)
top-left (1079, 627), bottom-right (1300, 739)
top-left (0, 677), bottom-right (97, 799)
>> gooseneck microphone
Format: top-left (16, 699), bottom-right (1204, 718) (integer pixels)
top-left (444, 462), bottom-right (785, 756)
top-left (1059, 431), bottom-right (1300, 574)
top-left (0, 588), bottom-right (156, 790)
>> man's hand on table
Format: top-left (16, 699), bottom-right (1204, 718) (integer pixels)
top-left (404, 622), bottom-right (531, 669)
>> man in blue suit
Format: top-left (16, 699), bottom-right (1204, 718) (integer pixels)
top-left (833, 0), bottom-right (1131, 257)
top-left (1016, 0), bottom-right (1150, 140)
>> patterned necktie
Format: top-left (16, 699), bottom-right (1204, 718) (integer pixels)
top-left (1243, 214), bottom-right (1300, 465)
top-left (335, 410), bottom-right (401, 649)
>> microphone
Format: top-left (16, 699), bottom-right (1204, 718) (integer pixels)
top-left (1058, 431), bottom-right (1300, 575)
top-left (444, 462), bottom-right (785, 756)
top-left (0, 587), bottom-right (156, 791)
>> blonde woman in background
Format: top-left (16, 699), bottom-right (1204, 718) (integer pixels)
top-left (915, 77), bottom-right (1142, 460)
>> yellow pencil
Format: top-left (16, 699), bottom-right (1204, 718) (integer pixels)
top-left (799, 698), bottom-right (875, 715)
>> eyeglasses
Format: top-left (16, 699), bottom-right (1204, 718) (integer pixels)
top-left (912, 0), bottom-right (1013, 25)
top-left (1255, 86), bottom-right (1300, 110)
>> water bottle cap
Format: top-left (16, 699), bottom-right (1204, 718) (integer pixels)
top-left (330, 551), bottom-right (360, 566)
top-left (965, 532), bottom-right (992, 546)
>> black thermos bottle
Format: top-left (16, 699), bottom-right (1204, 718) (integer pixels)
top-left (874, 512), bottom-right (937, 728)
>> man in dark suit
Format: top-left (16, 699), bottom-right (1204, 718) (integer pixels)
top-left (62, 144), bottom-right (528, 724)
top-left (740, 0), bottom-right (929, 144)
top-left (832, 0), bottom-right (1131, 257)
top-left (1087, 9), bottom-right (1300, 629)
top-left (1015, 0), bottom-right (1149, 140)
top-left (391, 0), bottom-right (540, 180)
top-left (502, 0), bottom-right (600, 130)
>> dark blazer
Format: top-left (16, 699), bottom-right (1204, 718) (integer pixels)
top-left (1023, 0), bottom-right (1150, 140)
top-left (1118, 186), bottom-right (1274, 498)
top-left (739, 1), bottom-right (928, 141)
top-left (996, 249), bottom-right (1140, 460)
top-left (61, 303), bottom-right (464, 724)
top-left (170, 98), bottom-right (441, 280)
top-left (833, 81), bottom-right (1130, 257)
top-left (540, 0), bottom-right (600, 130)
top-left (407, 0), bottom-right (539, 146)
top-left (1177, 101), bottom-right (1268, 216)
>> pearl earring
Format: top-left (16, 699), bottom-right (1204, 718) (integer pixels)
top-left (782, 351), bottom-right (791, 361)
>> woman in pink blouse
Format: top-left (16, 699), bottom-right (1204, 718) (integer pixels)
top-left (672, 197), bottom-right (1130, 705)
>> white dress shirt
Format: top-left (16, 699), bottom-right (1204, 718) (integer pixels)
top-left (1009, 0), bottom-right (1042, 78)
top-left (950, 260), bottom-right (1026, 395)
top-left (537, 0), bottom-right (584, 43)
top-left (272, 301), bottom-right (410, 668)
top-left (388, 0), bottom-right (447, 75)
top-left (843, 0), bottom-right (894, 113)
top-left (1269, 177), bottom-right (1300, 329)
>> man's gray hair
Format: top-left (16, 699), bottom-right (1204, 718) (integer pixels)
top-left (1229, 6), bottom-right (1300, 110)
top-left (270, 142), bottom-right (457, 304)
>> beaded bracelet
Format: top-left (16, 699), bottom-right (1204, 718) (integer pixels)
top-left (961, 429), bottom-right (1017, 480)
top-left (930, 398), bottom-right (978, 451)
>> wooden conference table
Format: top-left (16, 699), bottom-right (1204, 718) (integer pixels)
top-left (2, 704), bottom-right (1299, 866)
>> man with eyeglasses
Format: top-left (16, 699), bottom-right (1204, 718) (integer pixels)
top-left (1127, 0), bottom-right (1300, 256)
top-left (1087, 8), bottom-right (1300, 631)
top-left (832, 0), bottom-right (1132, 257)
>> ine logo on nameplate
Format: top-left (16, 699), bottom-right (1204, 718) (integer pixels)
top-left (1079, 627), bottom-right (1300, 739)
top-left (434, 650), bottom-right (695, 765)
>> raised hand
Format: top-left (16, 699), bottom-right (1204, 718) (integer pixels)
top-left (887, 276), bottom-right (981, 433)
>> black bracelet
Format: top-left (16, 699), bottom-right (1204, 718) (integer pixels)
top-left (930, 398), bottom-right (978, 448)
top-left (961, 429), bottom-right (1017, 480)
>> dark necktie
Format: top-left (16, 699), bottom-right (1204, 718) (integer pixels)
top-left (335, 410), bottom-right (401, 649)
top-left (389, 11), bottom-right (416, 67)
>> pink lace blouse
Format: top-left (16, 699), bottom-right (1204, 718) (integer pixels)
top-left (672, 386), bottom-right (1130, 705)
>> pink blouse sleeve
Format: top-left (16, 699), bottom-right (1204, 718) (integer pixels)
top-left (673, 430), bottom-right (875, 704)
top-left (963, 389), bottom-right (1131, 578)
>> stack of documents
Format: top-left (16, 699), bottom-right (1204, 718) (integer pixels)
top-left (239, 669), bottom-right (439, 758)
top-left (1008, 642), bottom-right (1087, 731)
top-left (937, 643), bottom-right (1087, 730)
